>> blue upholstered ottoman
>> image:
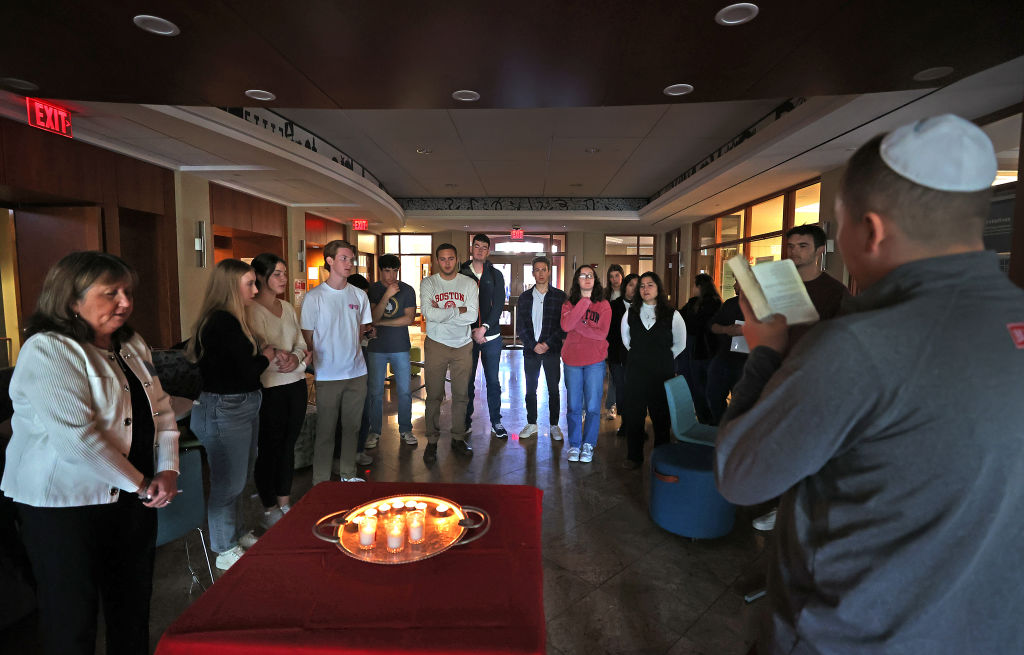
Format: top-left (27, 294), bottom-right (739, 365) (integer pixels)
top-left (649, 442), bottom-right (735, 539)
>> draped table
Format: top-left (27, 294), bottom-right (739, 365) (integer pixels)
top-left (155, 481), bottom-right (545, 655)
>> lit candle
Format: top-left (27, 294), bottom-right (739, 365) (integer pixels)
top-left (404, 501), bottom-right (417, 511)
top-left (415, 502), bottom-right (427, 511)
top-left (358, 515), bottom-right (377, 549)
top-left (435, 502), bottom-right (450, 515)
top-left (364, 508), bottom-right (377, 518)
top-left (377, 503), bottom-right (391, 514)
top-left (386, 515), bottom-right (406, 553)
top-left (408, 510), bottom-right (425, 544)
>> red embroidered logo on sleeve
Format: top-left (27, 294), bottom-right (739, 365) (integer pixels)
top-left (1008, 323), bottom-right (1024, 349)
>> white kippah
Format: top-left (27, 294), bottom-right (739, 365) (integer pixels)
top-left (879, 114), bottom-right (997, 192)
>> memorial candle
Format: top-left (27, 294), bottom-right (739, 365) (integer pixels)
top-left (386, 515), bottom-right (405, 553)
top-left (408, 510), bottom-right (425, 543)
top-left (358, 515), bottom-right (377, 549)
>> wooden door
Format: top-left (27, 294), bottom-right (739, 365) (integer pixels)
top-left (13, 206), bottom-right (102, 328)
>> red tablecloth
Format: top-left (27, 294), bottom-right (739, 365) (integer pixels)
top-left (155, 482), bottom-right (545, 655)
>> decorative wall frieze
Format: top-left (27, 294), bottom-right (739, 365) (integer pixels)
top-left (395, 197), bottom-right (647, 212)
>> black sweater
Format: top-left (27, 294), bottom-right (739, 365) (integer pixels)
top-left (196, 310), bottom-right (269, 394)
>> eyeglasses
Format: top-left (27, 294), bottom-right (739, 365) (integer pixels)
top-left (578, 273), bottom-right (595, 280)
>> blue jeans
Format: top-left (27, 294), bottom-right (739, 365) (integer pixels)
top-left (564, 361), bottom-right (605, 449)
top-left (467, 337), bottom-right (503, 427)
top-left (190, 390), bottom-right (261, 553)
top-left (366, 350), bottom-right (413, 435)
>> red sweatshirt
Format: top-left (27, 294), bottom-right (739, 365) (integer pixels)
top-left (560, 298), bottom-right (612, 366)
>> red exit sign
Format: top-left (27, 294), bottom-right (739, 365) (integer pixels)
top-left (26, 98), bottom-right (73, 138)
top-left (351, 219), bottom-right (368, 231)
top-left (510, 228), bottom-right (524, 240)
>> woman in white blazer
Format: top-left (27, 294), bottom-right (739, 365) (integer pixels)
top-left (1, 251), bottom-right (179, 655)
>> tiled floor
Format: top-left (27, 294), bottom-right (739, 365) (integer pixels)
top-left (3, 348), bottom-right (766, 654)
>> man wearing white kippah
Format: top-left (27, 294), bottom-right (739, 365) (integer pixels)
top-left (715, 115), bottom-right (1024, 654)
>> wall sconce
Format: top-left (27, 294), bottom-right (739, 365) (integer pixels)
top-left (195, 220), bottom-right (207, 268)
top-left (298, 239), bottom-right (306, 267)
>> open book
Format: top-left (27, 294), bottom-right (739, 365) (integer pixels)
top-left (726, 256), bottom-right (820, 325)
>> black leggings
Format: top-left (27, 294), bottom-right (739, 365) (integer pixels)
top-left (254, 379), bottom-right (307, 507)
top-left (17, 495), bottom-right (156, 655)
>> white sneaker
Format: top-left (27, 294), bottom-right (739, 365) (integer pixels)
top-left (567, 447), bottom-right (580, 462)
top-left (237, 531), bottom-right (259, 549)
top-left (753, 509), bottom-right (777, 531)
top-left (260, 507), bottom-right (284, 529)
top-left (550, 426), bottom-right (564, 441)
top-left (215, 545), bottom-right (245, 570)
top-left (580, 443), bottom-right (594, 463)
top-left (341, 476), bottom-right (365, 482)
top-left (519, 424), bottom-right (538, 439)
top-left (364, 433), bottom-right (380, 449)
top-left (402, 431), bottom-right (418, 445)
top-left (356, 452), bottom-right (374, 466)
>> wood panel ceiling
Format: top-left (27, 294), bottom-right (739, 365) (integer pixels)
top-left (2, 1), bottom-right (1022, 109)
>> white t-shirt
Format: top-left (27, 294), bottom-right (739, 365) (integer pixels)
top-left (300, 281), bottom-right (372, 381)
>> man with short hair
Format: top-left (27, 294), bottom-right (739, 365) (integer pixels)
top-left (420, 243), bottom-right (479, 463)
top-left (460, 234), bottom-right (508, 439)
top-left (785, 224), bottom-right (851, 346)
top-left (515, 256), bottom-right (566, 440)
top-left (716, 115), bottom-right (1024, 654)
top-left (366, 254), bottom-right (417, 448)
top-left (300, 240), bottom-right (372, 484)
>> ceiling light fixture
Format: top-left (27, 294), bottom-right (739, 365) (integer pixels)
top-left (444, 183), bottom-right (458, 188)
top-left (715, 3), bottom-right (759, 25)
top-left (584, 148), bottom-right (600, 154)
top-left (245, 89), bottom-right (276, 101)
top-left (452, 89), bottom-right (481, 102)
top-left (0, 77), bottom-right (39, 92)
top-left (663, 83), bottom-right (694, 97)
top-left (912, 66), bottom-right (954, 82)
top-left (132, 14), bottom-right (181, 36)
top-left (416, 147), bottom-right (433, 155)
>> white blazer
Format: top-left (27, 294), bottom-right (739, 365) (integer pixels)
top-left (1, 331), bottom-right (179, 507)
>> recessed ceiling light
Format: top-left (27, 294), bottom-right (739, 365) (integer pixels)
top-left (715, 3), bottom-right (759, 26)
top-left (463, 225), bottom-right (469, 228)
top-left (416, 147), bottom-right (433, 155)
top-left (133, 14), bottom-right (181, 36)
top-left (912, 66), bottom-right (954, 82)
top-left (0, 77), bottom-right (39, 92)
top-left (444, 183), bottom-right (458, 188)
top-left (663, 83), bottom-right (694, 97)
top-left (245, 89), bottom-right (276, 101)
top-left (452, 89), bottom-right (480, 102)
top-left (584, 148), bottom-right (600, 154)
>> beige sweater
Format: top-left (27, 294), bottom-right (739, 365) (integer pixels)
top-left (247, 300), bottom-right (308, 388)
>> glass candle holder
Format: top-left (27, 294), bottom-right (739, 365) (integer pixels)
top-left (385, 514), bottom-right (406, 553)
top-left (358, 515), bottom-right (377, 550)
top-left (407, 509), bottom-right (425, 544)
top-left (404, 500), bottom-right (417, 512)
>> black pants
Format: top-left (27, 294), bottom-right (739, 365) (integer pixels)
top-left (523, 350), bottom-right (561, 425)
top-left (608, 361), bottom-right (627, 423)
top-left (624, 366), bottom-right (673, 463)
top-left (255, 378), bottom-right (308, 507)
top-left (706, 353), bottom-right (747, 425)
top-left (17, 495), bottom-right (156, 655)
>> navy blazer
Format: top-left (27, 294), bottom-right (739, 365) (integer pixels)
top-left (516, 285), bottom-right (567, 352)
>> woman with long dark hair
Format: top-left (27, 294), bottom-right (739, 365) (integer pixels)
top-left (621, 272), bottom-right (686, 469)
top-left (188, 259), bottom-right (275, 570)
top-left (559, 265), bottom-right (612, 463)
top-left (602, 264), bottom-right (625, 418)
top-left (678, 273), bottom-right (722, 424)
top-left (606, 273), bottom-right (638, 437)
top-left (247, 253), bottom-right (310, 529)
top-left (3, 251), bottom-right (178, 655)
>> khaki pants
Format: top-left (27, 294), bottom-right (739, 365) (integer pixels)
top-left (424, 338), bottom-right (472, 444)
top-left (313, 376), bottom-right (367, 482)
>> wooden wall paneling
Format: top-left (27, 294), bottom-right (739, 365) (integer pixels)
top-left (209, 183), bottom-right (252, 231)
top-left (115, 155), bottom-right (166, 215)
top-left (325, 219), bottom-right (346, 243)
top-left (250, 196), bottom-right (286, 237)
top-left (305, 214), bottom-right (326, 244)
top-left (13, 207), bottom-right (102, 328)
top-left (1, 119), bottom-right (104, 202)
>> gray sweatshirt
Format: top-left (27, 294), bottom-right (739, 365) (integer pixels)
top-left (716, 251), bottom-right (1024, 655)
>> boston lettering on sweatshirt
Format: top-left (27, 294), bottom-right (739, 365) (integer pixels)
top-left (560, 297), bottom-right (612, 366)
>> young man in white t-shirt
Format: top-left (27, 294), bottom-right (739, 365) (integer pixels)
top-left (300, 240), bottom-right (372, 483)
top-left (419, 243), bottom-right (479, 464)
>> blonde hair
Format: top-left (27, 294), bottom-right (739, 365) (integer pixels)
top-left (187, 259), bottom-right (258, 361)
